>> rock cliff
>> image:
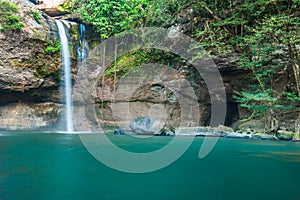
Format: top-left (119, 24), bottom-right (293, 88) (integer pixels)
top-left (0, 0), bottom-right (79, 130)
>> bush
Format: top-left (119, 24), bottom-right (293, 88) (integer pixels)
top-left (0, 0), bottom-right (24, 31)
top-left (42, 41), bottom-right (61, 55)
top-left (28, 10), bottom-right (41, 23)
top-left (1, 15), bottom-right (24, 31)
top-left (0, 0), bottom-right (18, 14)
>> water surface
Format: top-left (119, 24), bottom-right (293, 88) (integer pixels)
top-left (1, 133), bottom-right (300, 200)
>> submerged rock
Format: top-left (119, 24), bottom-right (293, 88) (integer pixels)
top-left (114, 129), bottom-right (125, 135)
top-left (155, 126), bottom-right (175, 136)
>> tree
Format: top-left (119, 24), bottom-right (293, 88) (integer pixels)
top-left (233, 0), bottom-right (300, 133)
top-left (71, 0), bottom-right (148, 38)
top-left (189, 0), bottom-right (299, 133)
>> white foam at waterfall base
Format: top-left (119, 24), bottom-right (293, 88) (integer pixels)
top-left (55, 20), bottom-right (74, 133)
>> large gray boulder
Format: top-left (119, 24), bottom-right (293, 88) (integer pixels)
top-left (129, 116), bottom-right (165, 135)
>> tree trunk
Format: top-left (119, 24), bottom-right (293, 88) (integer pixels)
top-left (292, 61), bottom-right (300, 140)
top-left (293, 114), bottom-right (300, 140)
top-left (288, 44), bottom-right (300, 140)
top-left (265, 109), bottom-right (279, 134)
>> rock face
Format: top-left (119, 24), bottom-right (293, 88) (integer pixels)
top-left (94, 59), bottom-right (242, 130)
top-left (0, 103), bottom-right (60, 130)
top-left (0, 0), bottom-right (82, 130)
top-left (37, 0), bottom-right (67, 17)
top-left (93, 62), bottom-right (209, 131)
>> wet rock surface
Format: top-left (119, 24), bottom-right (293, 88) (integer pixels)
top-left (0, 102), bottom-right (61, 130)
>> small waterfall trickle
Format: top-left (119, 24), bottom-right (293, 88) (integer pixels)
top-left (77, 23), bottom-right (88, 62)
top-left (55, 20), bottom-right (74, 133)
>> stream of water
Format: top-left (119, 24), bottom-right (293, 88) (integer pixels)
top-left (55, 20), bottom-right (74, 133)
top-left (77, 23), bottom-right (88, 62)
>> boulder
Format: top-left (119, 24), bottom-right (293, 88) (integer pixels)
top-left (175, 126), bottom-right (233, 137)
top-left (129, 116), bottom-right (165, 135)
top-left (114, 129), bottom-right (125, 135)
top-left (215, 125), bottom-right (234, 133)
top-left (276, 130), bottom-right (294, 140)
top-left (253, 133), bottom-right (278, 140)
top-left (155, 125), bottom-right (175, 136)
top-left (232, 119), bottom-right (265, 133)
top-left (175, 126), bottom-right (211, 136)
top-left (36, 0), bottom-right (67, 17)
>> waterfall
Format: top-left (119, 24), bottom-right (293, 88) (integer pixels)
top-left (55, 20), bottom-right (74, 133)
top-left (77, 23), bottom-right (88, 62)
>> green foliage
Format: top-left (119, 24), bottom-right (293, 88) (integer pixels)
top-left (144, 0), bottom-right (191, 27)
top-left (71, 0), bottom-right (148, 38)
top-left (27, 10), bottom-right (41, 23)
top-left (42, 41), bottom-right (61, 55)
top-left (105, 49), bottom-right (182, 78)
top-left (70, 0), bottom-right (194, 38)
top-left (0, 0), bottom-right (18, 13)
top-left (60, 0), bottom-right (76, 13)
top-left (230, 0), bottom-right (300, 121)
top-left (0, 0), bottom-right (24, 31)
top-left (1, 15), bottom-right (24, 31)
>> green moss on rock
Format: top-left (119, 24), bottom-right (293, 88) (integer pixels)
top-left (14, 38), bottom-right (62, 85)
top-left (276, 130), bottom-right (294, 140)
top-left (0, 1), bottom-right (24, 31)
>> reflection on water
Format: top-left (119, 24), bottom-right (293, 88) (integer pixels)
top-left (0, 133), bottom-right (300, 200)
top-left (241, 151), bottom-right (300, 163)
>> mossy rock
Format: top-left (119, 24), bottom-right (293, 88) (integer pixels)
top-left (232, 119), bottom-right (264, 132)
top-left (276, 130), bottom-right (294, 140)
top-left (215, 125), bottom-right (234, 133)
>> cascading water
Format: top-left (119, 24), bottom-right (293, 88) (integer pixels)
top-left (55, 20), bottom-right (74, 133)
top-left (77, 23), bottom-right (88, 62)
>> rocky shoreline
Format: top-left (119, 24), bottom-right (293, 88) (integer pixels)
top-left (113, 126), bottom-right (291, 141)
top-left (111, 116), bottom-right (298, 141)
